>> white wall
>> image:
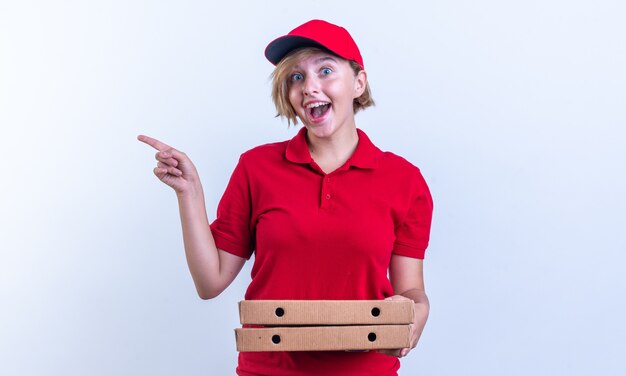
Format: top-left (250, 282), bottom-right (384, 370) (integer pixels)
top-left (1, 1), bottom-right (624, 375)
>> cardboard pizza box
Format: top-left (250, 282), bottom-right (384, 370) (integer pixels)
top-left (235, 325), bottom-right (411, 352)
top-left (238, 300), bottom-right (414, 325)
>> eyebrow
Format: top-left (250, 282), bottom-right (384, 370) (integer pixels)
top-left (292, 56), bottom-right (339, 71)
top-left (314, 56), bottom-right (338, 64)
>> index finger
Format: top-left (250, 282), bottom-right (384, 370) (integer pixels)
top-left (137, 134), bottom-right (172, 151)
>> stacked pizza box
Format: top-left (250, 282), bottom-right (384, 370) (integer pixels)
top-left (235, 300), bottom-right (414, 352)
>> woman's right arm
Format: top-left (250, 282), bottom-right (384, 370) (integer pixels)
top-left (176, 186), bottom-right (246, 299)
top-left (138, 135), bottom-right (246, 299)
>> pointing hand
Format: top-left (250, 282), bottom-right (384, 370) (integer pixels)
top-left (137, 135), bottom-right (202, 196)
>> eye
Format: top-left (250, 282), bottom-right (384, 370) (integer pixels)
top-left (321, 67), bottom-right (332, 75)
top-left (290, 73), bottom-right (304, 82)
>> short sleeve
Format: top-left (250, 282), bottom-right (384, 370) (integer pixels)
top-left (210, 155), bottom-right (255, 259)
top-left (393, 171), bottom-right (434, 259)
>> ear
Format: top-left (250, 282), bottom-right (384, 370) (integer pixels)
top-left (353, 70), bottom-right (367, 98)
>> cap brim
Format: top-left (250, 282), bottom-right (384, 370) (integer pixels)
top-left (264, 36), bottom-right (327, 66)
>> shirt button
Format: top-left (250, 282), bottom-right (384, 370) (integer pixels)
top-left (325, 177), bottom-right (331, 183)
top-left (325, 194), bottom-right (331, 200)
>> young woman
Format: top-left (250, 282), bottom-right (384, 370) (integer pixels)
top-left (138, 19), bottom-right (433, 376)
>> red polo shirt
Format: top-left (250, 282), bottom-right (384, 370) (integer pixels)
top-left (210, 127), bottom-right (433, 376)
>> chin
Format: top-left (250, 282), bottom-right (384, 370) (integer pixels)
top-left (305, 122), bottom-right (336, 137)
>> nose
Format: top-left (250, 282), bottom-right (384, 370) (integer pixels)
top-left (302, 75), bottom-right (320, 96)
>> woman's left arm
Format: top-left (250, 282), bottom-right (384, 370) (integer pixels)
top-left (379, 254), bottom-right (430, 358)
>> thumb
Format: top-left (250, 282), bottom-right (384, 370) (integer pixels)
top-left (385, 295), bottom-right (413, 302)
top-left (163, 149), bottom-right (197, 175)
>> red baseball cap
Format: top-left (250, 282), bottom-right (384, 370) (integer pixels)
top-left (265, 19), bottom-right (364, 69)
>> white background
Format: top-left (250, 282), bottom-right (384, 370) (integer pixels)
top-left (1, 1), bottom-right (625, 375)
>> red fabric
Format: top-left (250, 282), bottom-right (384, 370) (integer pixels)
top-left (210, 127), bottom-right (433, 376)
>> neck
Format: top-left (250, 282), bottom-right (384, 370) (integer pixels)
top-left (306, 126), bottom-right (359, 173)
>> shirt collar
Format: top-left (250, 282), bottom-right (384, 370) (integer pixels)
top-left (285, 127), bottom-right (382, 170)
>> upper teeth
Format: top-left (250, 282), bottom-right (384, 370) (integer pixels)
top-left (306, 102), bottom-right (329, 109)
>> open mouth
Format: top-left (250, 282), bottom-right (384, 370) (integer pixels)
top-left (307, 102), bottom-right (331, 120)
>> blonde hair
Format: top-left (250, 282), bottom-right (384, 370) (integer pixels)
top-left (271, 48), bottom-right (374, 126)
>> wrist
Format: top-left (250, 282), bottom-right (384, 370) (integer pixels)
top-left (176, 181), bottom-right (204, 201)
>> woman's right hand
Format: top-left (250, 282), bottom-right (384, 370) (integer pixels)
top-left (137, 134), bottom-right (201, 196)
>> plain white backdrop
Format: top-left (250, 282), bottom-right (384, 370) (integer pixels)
top-left (1, 1), bottom-right (625, 375)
